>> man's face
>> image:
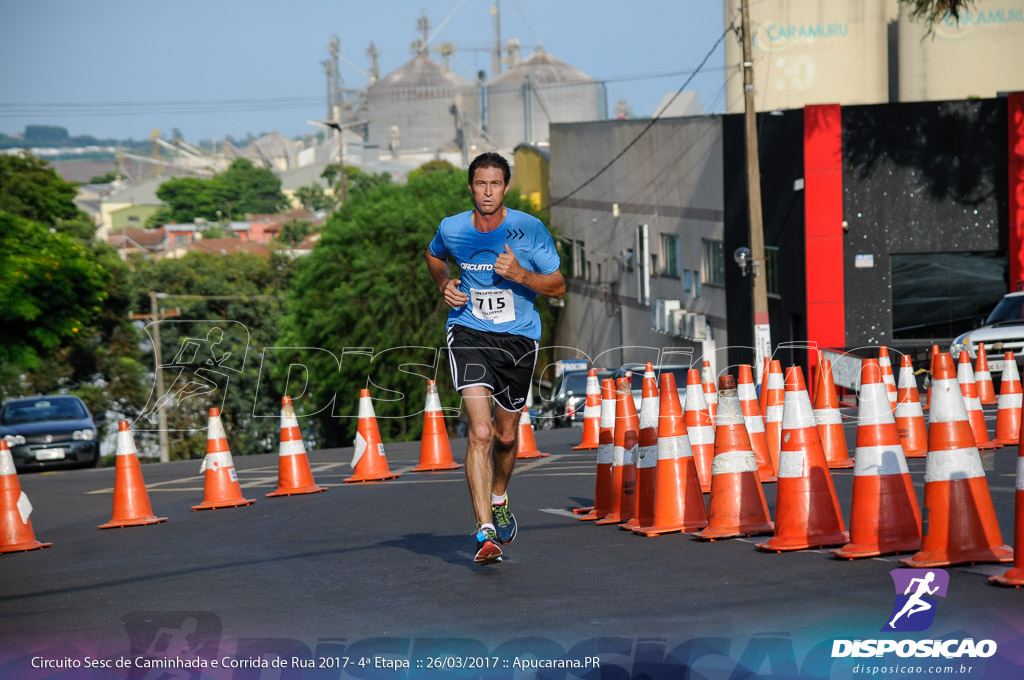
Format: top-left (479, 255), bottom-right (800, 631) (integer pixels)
top-left (469, 166), bottom-right (509, 216)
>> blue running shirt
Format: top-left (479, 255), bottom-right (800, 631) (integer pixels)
top-left (429, 208), bottom-right (560, 340)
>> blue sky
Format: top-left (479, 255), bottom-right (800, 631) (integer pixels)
top-left (0, 0), bottom-right (732, 142)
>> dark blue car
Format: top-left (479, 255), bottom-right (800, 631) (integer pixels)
top-left (1, 395), bottom-right (100, 471)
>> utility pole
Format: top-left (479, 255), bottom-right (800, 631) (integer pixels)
top-left (491, 0), bottom-right (502, 78)
top-left (741, 0), bottom-right (771, 380)
top-left (149, 291), bottom-right (170, 463)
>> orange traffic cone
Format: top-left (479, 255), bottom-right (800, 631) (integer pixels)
top-left (0, 440), bottom-right (52, 553)
top-left (990, 429), bottom-right (1024, 586)
top-left (878, 347), bottom-right (898, 411)
top-left (738, 364), bottom-right (776, 483)
top-left (266, 396), bottom-right (328, 496)
top-left (957, 350), bottom-right (1000, 450)
top-left (626, 372), bottom-right (660, 532)
top-left (993, 353), bottom-right (1022, 446)
top-left (813, 359), bottom-right (854, 469)
top-left (758, 357), bottom-right (771, 425)
top-left (684, 368), bottom-right (715, 493)
top-left (516, 406), bottom-right (550, 459)
top-left (924, 344), bottom-right (939, 411)
top-left (894, 355), bottom-right (928, 458)
top-left (191, 408), bottom-right (255, 510)
top-left (633, 372), bottom-right (707, 536)
top-left (411, 381), bottom-right (461, 472)
top-left (763, 360), bottom-right (785, 475)
top-left (572, 369), bottom-right (602, 450)
top-left (831, 359), bottom-right (921, 559)
top-left (695, 375), bottom-right (773, 540)
top-left (975, 344), bottom-right (997, 405)
top-left (596, 386), bottom-right (639, 525)
top-left (344, 390), bottom-right (401, 483)
top-left (575, 378), bottom-right (617, 520)
top-left (756, 366), bottom-right (848, 552)
top-left (702, 361), bottom-right (718, 427)
top-left (99, 421), bottom-right (168, 527)
top-left (901, 352), bottom-right (1013, 567)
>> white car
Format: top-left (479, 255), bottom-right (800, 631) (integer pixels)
top-left (950, 291), bottom-right (1024, 374)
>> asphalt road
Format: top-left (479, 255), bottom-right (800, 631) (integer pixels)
top-left (1, 408), bottom-right (1022, 679)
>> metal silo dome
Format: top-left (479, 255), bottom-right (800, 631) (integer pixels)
top-left (486, 49), bottom-right (605, 149)
top-left (366, 52), bottom-right (482, 156)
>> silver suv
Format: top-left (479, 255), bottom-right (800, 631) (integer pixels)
top-left (950, 291), bottom-right (1024, 374)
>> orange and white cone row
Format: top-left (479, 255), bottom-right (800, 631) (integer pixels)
top-left (576, 379), bottom-right (618, 520)
top-left (737, 364), bottom-right (776, 482)
top-left (993, 353), bottom-right (1022, 446)
top-left (975, 344), bottom-right (997, 406)
top-left (901, 353), bottom-right (1013, 568)
top-left (831, 359), bottom-right (921, 559)
top-left (192, 408), bottom-right (255, 510)
top-left (702, 361), bottom-right (718, 427)
top-left (516, 406), bottom-right (550, 459)
top-left (957, 351), bottom-right (999, 450)
top-left (345, 390), bottom-right (401, 483)
top-left (694, 375), bottom-right (773, 541)
top-left (99, 421), bottom-right (168, 527)
top-left (878, 347), bottom-right (899, 411)
top-left (763, 360), bottom-right (785, 475)
top-left (894, 355), bottom-right (928, 458)
top-left (627, 373), bottom-right (660, 532)
top-left (685, 368), bottom-right (715, 493)
top-left (0, 440), bottom-right (52, 553)
top-left (267, 396), bottom-right (327, 496)
top-left (573, 369), bottom-right (602, 450)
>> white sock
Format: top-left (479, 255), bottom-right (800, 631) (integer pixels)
top-left (491, 493), bottom-right (507, 506)
top-left (479, 522), bottom-right (496, 532)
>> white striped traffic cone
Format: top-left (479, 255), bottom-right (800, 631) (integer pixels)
top-left (267, 396), bottom-right (327, 496)
top-left (993, 353), bottom-right (1022, 446)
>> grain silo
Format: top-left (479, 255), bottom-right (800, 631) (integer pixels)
top-left (365, 52), bottom-right (482, 156)
top-left (486, 49), bottom-right (606, 149)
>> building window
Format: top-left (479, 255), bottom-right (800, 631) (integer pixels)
top-left (683, 269), bottom-right (692, 295)
top-left (128, 215), bottom-right (140, 223)
top-left (702, 239), bottom-right (725, 285)
top-left (693, 270), bottom-right (702, 297)
top-left (174, 234), bottom-right (188, 245)
top-left (573, 240), bottom-right (587, 279)
top-left (661, 233), bottom-right (680, 278)
top-left (765, 246), bottom-right (780, 295)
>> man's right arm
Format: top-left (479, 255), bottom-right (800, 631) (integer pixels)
top-left (426, 250), bottom-right (468, 309)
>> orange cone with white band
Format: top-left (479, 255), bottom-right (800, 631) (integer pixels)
top-left (694, 375), bottom-right (773, 540)
top-left (192, 408), bottom-right (255, 510)
top-left (702, 361), bottom-right (718, 427)
top-left (894, 355), bottom-right (928, 458)
top-left (756, 366), bottom-right (848, 552)
top-left (957, 350), bottom-right (1000, 450)
top-left (738, 364), bottom-right (776, 483)
top-left (344, 390), bottom-right (401, 483)
top-left (684, 368), bottom-right (715, 493)
top-left (975, 344), bottom-right (997, 405)
top-left (901, 352), bottom-right (1013, 567)
top-left (596, 386), bottom-right (639, 525)
top-left (575, 379), bottom-right (617, 520)
top-left (99, 421), bottom-right (168, 527)
top-left (516, 406), bottom-right (550, 459)
top-left (267, 396), bottom-right (328, 495)
top-left (412, 381), bottom-right (461, 472)
top-left (633, 372), bottom-right (707, 536)
top-left (572, 369), bottom-right (602, 450)
top-left (758, 357), bottom-right (771, 425)
top-left (878, 347), bottom-right (898, 411)
top-left (763, 360), bottom-right (785, 475)
top-left (925, 344), bottom-right (939, 410)
top-left (993, 353), bottom-right (1022, 446)
top-left (990, 429), bottom-right (1024, 586)
top-left (626, 372), bottom-right (660, 531)
top-left (831, 359), bottom-right (921, 559)
top-left (813, 359), bottom-right (854, 469)
top-left (0, 440), bottom-right (52, 553)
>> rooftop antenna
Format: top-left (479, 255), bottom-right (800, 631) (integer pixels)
top-left (329, 35), bottom-right (344, 122)
top-left (491, 0), bottom-right (501, 77)
top-left (412, 13), bottom-right (430, 55)
top-left (367, 41), bottom-right (380, 83)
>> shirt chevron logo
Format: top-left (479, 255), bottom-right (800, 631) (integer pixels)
top-left (505, 227), bottom-right (524, 240)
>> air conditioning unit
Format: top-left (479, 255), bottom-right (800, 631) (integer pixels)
top-left (661, 299), bottom-right (680, 333)
top-left (691, 313), bottom-right (707, 340)
top-left (651, 299), bottom-right (664, 332)
top-left (669, 309), bottom-right (687, 337)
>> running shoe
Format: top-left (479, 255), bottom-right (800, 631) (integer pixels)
top-left (474, 527), bottom-right (502, 564)
top-left (492, 497), bottom-right (518, 545)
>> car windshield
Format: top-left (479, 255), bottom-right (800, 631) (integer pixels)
top-left (627, 368), bottom-right (690, 391)
top-left (1, 398), bottom-right (86, 425)
top-left (561, 371), bottom-right (613, 396)
top-left (986, 296), bottom-right (1024, 325)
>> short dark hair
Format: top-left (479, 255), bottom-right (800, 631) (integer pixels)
top-left (468, 152), bottom-right (511, 186)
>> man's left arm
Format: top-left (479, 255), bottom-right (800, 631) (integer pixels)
top-left (494, 244), bottom-right (565, 299)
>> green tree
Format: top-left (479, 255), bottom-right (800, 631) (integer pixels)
top-left (901, 0), bottom-right (975, 35)
top-left (88, 171), bottom-right (119, 184)
top-left (0, 152), bottom-right (80, 225)
top-left (152, 159), bottom-right (288, 226)
top-left (294, 183), bottom-right (334, 211)
top-left (278, 163), bottom-right (560, 447)
top-left (277, 219), bottom-right (313, 245)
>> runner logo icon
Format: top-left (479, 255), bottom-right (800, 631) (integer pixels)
top-left (883, 568), bottom-right (949, 632)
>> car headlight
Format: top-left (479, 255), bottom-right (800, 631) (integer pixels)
top-left (4, 434), bottom-right (25, 446)
top-left (73, 429), bottom-right (96, 441)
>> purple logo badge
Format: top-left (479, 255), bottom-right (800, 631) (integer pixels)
top-left (882, 569), bottom-right (949, 632)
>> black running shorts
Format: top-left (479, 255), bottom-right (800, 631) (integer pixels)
top-left (446, 324), bottom-right (538, 412)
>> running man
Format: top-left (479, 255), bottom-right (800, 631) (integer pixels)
top-left (425, 152), bottom-right (565, 564)
top-left (889, 571), bottom-right (939, 628)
